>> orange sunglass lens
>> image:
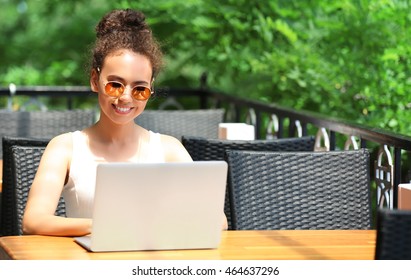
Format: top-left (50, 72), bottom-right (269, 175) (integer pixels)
top-left (132, 87), bottom-right (151, 100)
top-left (105, 82), bottom-right (124, 97)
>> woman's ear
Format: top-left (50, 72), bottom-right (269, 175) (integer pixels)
top-left (90, 68), bottom-right (99, 93)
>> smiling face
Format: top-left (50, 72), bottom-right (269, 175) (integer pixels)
top-left (91, 49), bottom-right (153, 125)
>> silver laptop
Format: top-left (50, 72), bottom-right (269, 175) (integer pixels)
top-left (74, 161), bottom-right (228, 252)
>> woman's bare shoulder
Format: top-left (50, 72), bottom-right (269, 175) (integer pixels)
top-left (159, 134), bottom-right (192, 162)
top-left (34, 132), bottom-right (74, 181)
top-left (159, 133), bottom-right (180, 144)
top-left (45, 132), bottom-right (74, 154)
top-left (49, 132), bottom-right (73, 145)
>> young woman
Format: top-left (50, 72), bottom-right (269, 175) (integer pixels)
top-left (23, 8), bottom-right (228, 236)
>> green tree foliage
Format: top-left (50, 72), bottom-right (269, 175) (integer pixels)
top-left (1, 0), bottom-right (410, 134)
top-left (0, 0), bottom-right (113, 85)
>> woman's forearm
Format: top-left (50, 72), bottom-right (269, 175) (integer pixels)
top-left (22, 215), bottom-right (92, 237)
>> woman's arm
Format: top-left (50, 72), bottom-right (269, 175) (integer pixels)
top-left (22, 133), bottom-right (91, 236)
top-left (222, 212), bottom-right (228, 230)
top-left (160, 134), bottom-right (193, 162)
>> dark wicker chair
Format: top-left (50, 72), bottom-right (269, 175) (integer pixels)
top-left (225, 149), bottom-right (372, 230)
top-left (1, 141), bottom-right (66, 236)
top-left (0, 109), bottom-right (95, 159)
top-left (182, 136), bottom-right (315, 161)
top-left (181, 136), bottom-right (315, 229)
top-left (135, 109), bottom-right (225, 140)
top-left (1, 136), bottom-right (51, 236)
top-left (375, 208), bottom-right (411, 260)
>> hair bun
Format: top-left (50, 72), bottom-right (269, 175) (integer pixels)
top-left (96, 9), bottom-right (149, 38)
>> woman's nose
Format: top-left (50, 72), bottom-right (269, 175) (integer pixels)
top-left (118, 86), bottom-right (134, 101)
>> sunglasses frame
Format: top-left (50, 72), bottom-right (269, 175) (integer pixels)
top-left (103, 81), bottom-right (153, 101)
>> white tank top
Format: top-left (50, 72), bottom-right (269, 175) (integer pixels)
top-left (62, 130), bottom-right (165, 218)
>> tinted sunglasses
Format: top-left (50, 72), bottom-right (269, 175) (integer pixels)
top-left (103, 81), bottom-right (152, 101)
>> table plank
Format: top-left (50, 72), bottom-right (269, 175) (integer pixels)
top-left (0, 230), bottom-right (376, 260)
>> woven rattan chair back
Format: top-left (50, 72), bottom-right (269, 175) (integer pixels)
top-left (1, 137), bottom-right (51, 236)
top-left (181, 136), bottom-right (315, 229)
top-left (182, 136), bottom-right (315, 161)
top-left (0, 109), bottom-right (95, 159)
top-left (225, 149), bottom-right (372, 230)
top-left (375, 208), bottom-right (411, 260)
top-left (135, 109), bottom-right (225, 141)
top-left (1, 142), bottom-right (66, 236)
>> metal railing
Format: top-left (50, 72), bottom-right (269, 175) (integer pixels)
top-left (1, 84), bottom-right (411, 211)
top-left (205, 89), bottom-right (411, 210)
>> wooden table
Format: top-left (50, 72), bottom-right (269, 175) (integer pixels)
top-left (0, 230), bottom-right (376, 260)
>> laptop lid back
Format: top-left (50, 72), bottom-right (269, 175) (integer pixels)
top-left (88, 161), bottom-right (227, 252)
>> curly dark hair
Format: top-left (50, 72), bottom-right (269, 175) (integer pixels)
top-left (91, 9), bottom-right (163, 79)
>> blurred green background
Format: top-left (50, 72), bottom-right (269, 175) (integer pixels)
top-left (1, 0), bottom-right (410, 135)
